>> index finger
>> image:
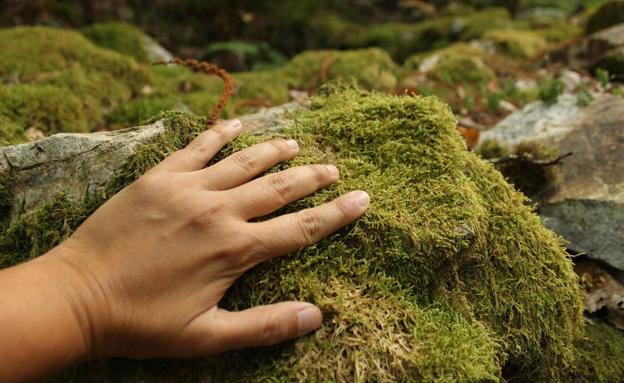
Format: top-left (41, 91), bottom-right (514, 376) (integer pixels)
top-left (251, 191), bottom-right (370, 258)
top-left (156, 119), bottom-right (242, 172)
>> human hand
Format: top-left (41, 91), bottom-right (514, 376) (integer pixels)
top-left (51, 119), bottom-right (369, 359)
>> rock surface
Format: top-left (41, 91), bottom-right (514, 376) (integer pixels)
top-left (479, 94), bottom-right (624, 270)
top-left (0, 101), bottom-right (304, 220)
top-left (143, 34), bottom-right (174, 62)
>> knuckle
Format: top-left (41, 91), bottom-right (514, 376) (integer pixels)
top-left (231, 150), bottom-right (257, 173)
top-left (269, 139), bottom-right (289, 153)
top-left (296, 209), bottom-right (324, 245)
top-left (233, 233), bottom-right (263, 265)
top-left (186, 134), bottom-right (211, 153)
top-left (269, 173), bottom-right (294, 201)
top-left (334, 198), bottom-right (351, 219)
top-left (208, 127), bottom-right (230, 143)
top-left (309, 164), bottom-right (329, 183)
top-left (189, 201), bottom-right (229, 227)
top-left (135, 172), bottom-right (164, 192)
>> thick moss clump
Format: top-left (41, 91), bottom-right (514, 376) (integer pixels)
top-left (483, 29), bottom-right (548, 58)
top-left (571, 321), bottom-right (624, 382)
top-left (0, 27), bottom-right (150, 141)
top-left (405, 43), bottom-right (494, 85)
top-left (2, 87), bottom-right (584, 381)
top-left (81, 22), bottom-right (151, 62)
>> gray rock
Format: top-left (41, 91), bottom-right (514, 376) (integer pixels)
top-left (0, 122), bottom-right (165, 219)
top-left (143, 35), bottom-right (173, 63)
top-left (588, 23), bottom-right (624, 58)
top-left (479, 95), bottom-right (624, 270)
top-left (0, 101), bottom-right (305, 221)
top-left (479, 94), bottom-right (581, 147)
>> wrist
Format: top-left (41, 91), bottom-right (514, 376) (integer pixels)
top-left (37, 240), bottom-right (115, 359)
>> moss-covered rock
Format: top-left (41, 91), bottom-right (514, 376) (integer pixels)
top-left (483, 29), bottom-right (549, 58)
top-left (81, 22), bottom-right (152, 62)
top-left (308, 8), bottom-right (511, 61)
top-left (111, 48), bottom-right (399, 127)
top-left (0, 26), bottom-right (150, 141)
top-left (283, 48), bottom-right (400, 91)
top-left (405, 43), bottom-right (493, 85)
top-left (1, 86), bottom-right (584, 381)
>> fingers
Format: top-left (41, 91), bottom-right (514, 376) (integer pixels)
top-left (217, 302), bottom-right (322, 351)
top-left (231, 164), bottom-right (340, 219)
top-left (202, 139), bottom-right (300, 190)
top-left (157, 119), bottom-right (243, 172)
top-left (186, 302), bottom-right (322, 354)
top-left (253, 190), bottom-right (369, 256)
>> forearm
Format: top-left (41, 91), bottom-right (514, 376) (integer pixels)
top-left (0, 246), bottom-right (93, 382)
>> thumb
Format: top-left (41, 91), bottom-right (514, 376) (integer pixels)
top-left (189, 302), bottom-right (323, 354)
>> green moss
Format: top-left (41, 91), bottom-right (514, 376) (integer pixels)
top-left (111, 48), bottom-right (399, 126)
top-left (283, 48), bottom-right (399, 91)
top-left (2, 86), bottom-right (585, 381)
top-left (539, 78), bottom-right (565, 104)
top-left (534, 21), bottom-right (583, 43)
top-left (81, 22), bottom-right (151, 62)
top-left (405, 43), bottom-right (493, 86)
top-left (308, 8), bottom-right (511, 61)
top-left (483, 29), bottom-right (549, 58)
top-left (0, 26), bottom-right (150, 141)
top-left (477, 139), bottom-right (510, 159)
top-left (0, 116), bottom-right (25, 146)
top-left (571, 322), bottom-right (624, 382)
top-left (0, 84), bottom-right (94, 135)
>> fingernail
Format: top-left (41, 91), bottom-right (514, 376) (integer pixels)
top-left (297, 307), bottom-right (322, 335)
top-left (352, 191), bottom-right (370, 209)
top-left (286, 139), bottom-right (299, 151)
top-left (326, 165), bottom-right (339, 177)
top-left (226, 119), bottom-right (242, 132)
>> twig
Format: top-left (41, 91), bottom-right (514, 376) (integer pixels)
top-left (155, 58), bottom-right (235, 126)
top-left (487, 152), bottom-right (573, 166)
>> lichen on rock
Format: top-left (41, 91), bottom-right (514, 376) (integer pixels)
top-left (1, 85), bottom-right (584, 381)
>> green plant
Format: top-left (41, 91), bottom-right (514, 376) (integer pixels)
top-left (596, 68), bottom-right (610, 88)
top-left (486, 91), bottom-right (503, 112)
top-left (538, 79), bottom-right (565, 104)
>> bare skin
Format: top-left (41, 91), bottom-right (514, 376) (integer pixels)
top-left (0, 119), bottom-right (369, 382)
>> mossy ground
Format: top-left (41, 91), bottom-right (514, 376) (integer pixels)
top-left (2, 86), bottom-right (585, 381)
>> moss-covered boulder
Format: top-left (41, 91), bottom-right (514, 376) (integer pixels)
top-left (1, 86), bottom-right (585, 381)
top-left (81, 22), bottom-right (173, 63)
top-left (405, 43), bottom-right (493, 85)
top-left (308, 8), bottom-right (512, 61)
top-left (482, 29), bottom-right (548, 58)
top-left (0, 26), bottom-right (150, 141)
